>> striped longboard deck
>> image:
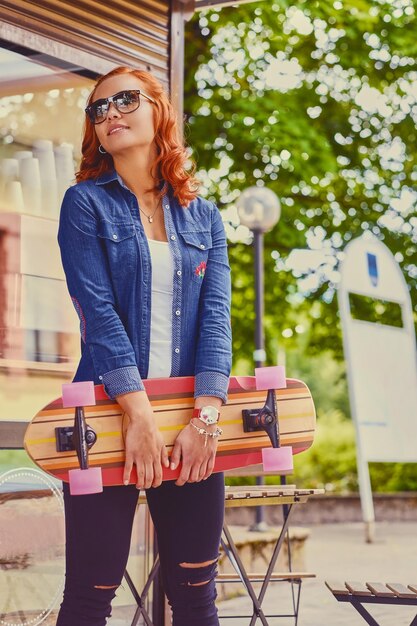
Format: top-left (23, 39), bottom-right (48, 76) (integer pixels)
top-left (24, 375), bottom-right (316, 486)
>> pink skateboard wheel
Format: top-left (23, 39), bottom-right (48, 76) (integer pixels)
top-left (69, 467), bottom-right (103, 495)
top-left (255, 366), bottom-right (286, 391)
top-left (261, 447), bottom-right (293, 472)
top-left (62, 381), bottom-right (96, 408)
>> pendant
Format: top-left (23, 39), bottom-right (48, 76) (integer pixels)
top-left (148, 216), bottom-right (153, 223)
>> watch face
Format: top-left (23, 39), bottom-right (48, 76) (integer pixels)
top-left (200, 406), bottom-right (219, 424)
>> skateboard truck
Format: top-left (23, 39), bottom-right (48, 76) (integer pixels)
top-left (55, 424), bottom-right (97, 453)
top-left (243, 366), bottom-right (294, 473)
top-left (59, 381), bottom-right (103, 495)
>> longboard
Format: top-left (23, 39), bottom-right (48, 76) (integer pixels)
top-left (24, 369), bottom-right (316, 492)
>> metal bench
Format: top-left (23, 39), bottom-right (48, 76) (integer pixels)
top-left (326, 580), bottom-right (417, 626)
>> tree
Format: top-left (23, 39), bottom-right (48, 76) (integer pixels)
top-left (184, 1), bottom-right (417, 370)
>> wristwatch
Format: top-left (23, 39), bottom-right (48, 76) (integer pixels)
top-left (192, 405), bottom-right (220, 425)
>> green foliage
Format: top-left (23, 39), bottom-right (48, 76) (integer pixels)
top-left (0, 449), bottom-right (37, 472)
top-left (289, 409), bottom-right (359, 492)
top-left (282, 337), bottom-right (351, 417)
top-left (184, 1), bottom-right (417, 366)
top-left (226, 409), bottom-right (417, 493)
top-left (369, 461), bottom-right (417, 493)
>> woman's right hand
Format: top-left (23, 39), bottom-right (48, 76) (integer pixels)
top-left (116, 391), bottom-right (169, 489)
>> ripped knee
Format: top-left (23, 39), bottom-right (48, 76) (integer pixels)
top-left (179, 557), bottom-right (218, 587)
top-left (94, 584), bottom-right (119, 590)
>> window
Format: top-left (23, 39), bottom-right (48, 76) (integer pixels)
top-left (0, 43), bottom-right (95, 378)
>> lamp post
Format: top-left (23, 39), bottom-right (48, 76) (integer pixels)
top-left (237, 186), bottom-right (281, 530)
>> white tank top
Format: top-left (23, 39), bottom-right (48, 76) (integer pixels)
top-left (147, 238), bottom-right (174, 379)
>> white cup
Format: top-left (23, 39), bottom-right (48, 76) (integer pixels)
top-left (33, 139), bottom-right (57, 180)
top-left (3, 180), bottom-right (25, 213)
top-left (0, 158), bottom-right (19, 197)
top-left (15, 150), bottom-right (33, 163)
top-left (19, 157), bottom-right (42, 215)
top-left (1, 158), bottom-right (19, 181)
top-left (55, 144), bottom-right (75, 205)
top-left (33, 140), bottom-right (58, 217)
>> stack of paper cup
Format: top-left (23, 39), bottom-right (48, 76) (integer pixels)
top-left (15, 150), bottom-right (33, 162)
top-left (0, 158), bottom-right (19, 187)
top-left (0, 158), bottom-right (19, 211)
top-left (4, 180), bottom-right (25, 213)
top-left (19, 156), bottom-right (42, 215)
top-left (54, 144), bottom-right (75, 206)
top-left (33, 139), bottom-right (59, 218)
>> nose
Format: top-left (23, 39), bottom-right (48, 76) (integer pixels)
top-left (107, 101), bottom-right (121, 119)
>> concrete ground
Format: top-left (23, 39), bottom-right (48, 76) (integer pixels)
top-left (7, 520), bottom-right (411, 625)
top-left (215, 521), bottom-right (417, 626)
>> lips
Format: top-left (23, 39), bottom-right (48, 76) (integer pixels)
top-left (107, 125), bottom-right (129, 136)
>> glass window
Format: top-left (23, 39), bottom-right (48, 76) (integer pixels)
top-left (0, 42), bottom-right (94, 423)
top-left (0, 41), bottom-right (152, 624)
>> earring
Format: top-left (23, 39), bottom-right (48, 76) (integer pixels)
top-left (98, 145), bottom-right (107, 154)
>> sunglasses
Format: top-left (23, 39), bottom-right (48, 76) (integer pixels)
top-left (85, 89), bottom-right (156, 124)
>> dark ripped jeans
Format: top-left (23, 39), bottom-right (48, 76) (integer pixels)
top-left (56, 472), bottom-right (225, 626)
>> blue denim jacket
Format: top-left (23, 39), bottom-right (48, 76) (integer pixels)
top-left (58, 169), bottom-right (232, 403)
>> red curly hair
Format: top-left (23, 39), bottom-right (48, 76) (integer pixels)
top-left (76, 66), bottom-right (199, 207)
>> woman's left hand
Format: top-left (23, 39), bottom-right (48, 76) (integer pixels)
top-left (170, 423), bottom-right (219, 486)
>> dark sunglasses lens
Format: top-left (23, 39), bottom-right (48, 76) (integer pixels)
top-left (88, 101), bottom-right (108, 124)
top-left (114, 91), bottom-right (141, 112)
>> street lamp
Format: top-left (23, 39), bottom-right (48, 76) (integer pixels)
top-left (237, 186), bottom-right (281, 367)
top-left (237, 186), bottom-right (281, 531)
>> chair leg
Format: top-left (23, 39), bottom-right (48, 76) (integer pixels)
top-left (124, 568), bottom-right (158, 626)
top-left (293, 581), bottom-right (302, 626)
top-left (350, 599), bottom-right (380, 626)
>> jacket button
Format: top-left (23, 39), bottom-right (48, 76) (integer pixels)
top-left (174, 348), bottom-right (180, 354)
top-left (113, 234), bottom-right (118, 240)
top-left (99, 375), bottom-right (103, 380)
top-left (170, 235), bottom-right (176, 241)
top-left (200, 244), bottom-right (205, 249)
top-left (176, 270), bottom-right (182, 276)
top-left (175, 309), bottom-right (181, 316)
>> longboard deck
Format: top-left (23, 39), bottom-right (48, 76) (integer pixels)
top-left (24, 375), bottom-right (316, 486)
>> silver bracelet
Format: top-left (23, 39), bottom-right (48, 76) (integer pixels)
top-left (189, 419), bottom-right (223, 447)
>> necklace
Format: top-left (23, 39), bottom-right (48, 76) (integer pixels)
top-left (139, 198), bottom-right (161, 224)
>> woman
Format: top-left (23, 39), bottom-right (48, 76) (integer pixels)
top-left (56, 66), bottom-right (232, 626)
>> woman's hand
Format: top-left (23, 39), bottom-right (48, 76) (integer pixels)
top-left (117, 390), bottom-right (169, 489)
top-left (123, 416), bottom-right (169, 489)
top-left (170, 422), bottom-right (219, 486)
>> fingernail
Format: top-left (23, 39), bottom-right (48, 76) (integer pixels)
top-left (124, 480), bottom-right (129, 486)
top-left (170, 462), bottom-right (176, 470)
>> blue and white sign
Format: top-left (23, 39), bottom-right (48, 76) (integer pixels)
top-left (338, 233), bottom-right (417, 537)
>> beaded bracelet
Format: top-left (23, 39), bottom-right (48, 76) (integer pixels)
top-left (189, 418), bottom-right (223, 447)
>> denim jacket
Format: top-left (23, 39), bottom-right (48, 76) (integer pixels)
top-left (58, 169), bottom-right (232, 403)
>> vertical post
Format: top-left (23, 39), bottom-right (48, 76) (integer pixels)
top-left (170, 0), bottom-right (195, 138)
top-left (357, 456), bottom-right (375, 543)
top-left (253, 229), bottom-right (265, 368)
top-left (338, 283), bottom-right (375, 543)
top-left (252, 229), bottom-right (267, 530)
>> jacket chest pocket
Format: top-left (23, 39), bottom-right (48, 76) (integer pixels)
top-left (97, 221), bottom-right (136, 275)
top-left (179, 230), bottom-right (212, 283)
